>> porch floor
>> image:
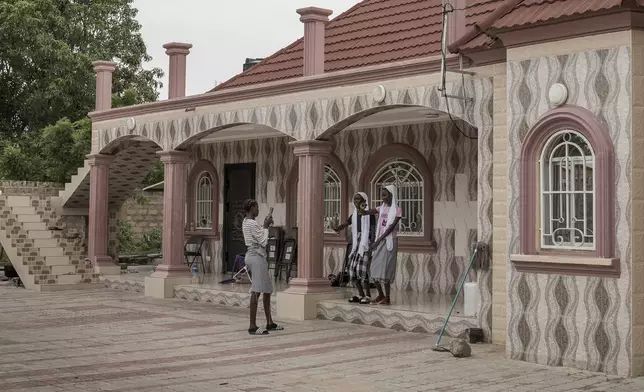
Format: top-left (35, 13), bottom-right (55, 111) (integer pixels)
top-left (102, 272), bottom-right (479, 338)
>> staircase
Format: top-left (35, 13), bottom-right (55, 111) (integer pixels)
top-left (0, 195), bottom-right (102, 291)
top-left (57, 159), bottom-right (90, 208)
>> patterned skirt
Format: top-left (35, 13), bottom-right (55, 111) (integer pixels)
top-left (348, 233), bottom-right (370, 282)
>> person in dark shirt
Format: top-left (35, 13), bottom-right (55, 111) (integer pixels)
top-left (333, 192), bottom-right (376, 304)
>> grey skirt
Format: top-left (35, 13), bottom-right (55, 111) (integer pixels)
top-left (370, 238), bottom-right (398, 284)
top-left (245, 252), bottom-right (273, 294)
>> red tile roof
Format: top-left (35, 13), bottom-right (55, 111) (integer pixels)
top-left (456, 0), bottom-right (628, 51)
top-left (214, 0), bottom-right (638, 91)
top-left (213, 0), bottom-right (450, 91)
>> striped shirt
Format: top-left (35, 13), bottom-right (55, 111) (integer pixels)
top-left (242, 218), bottom-right (269, 257)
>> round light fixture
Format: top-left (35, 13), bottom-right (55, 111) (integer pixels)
top-left (126, 117), bottom-right (136, 131)
top-left (372, 85), bottom-right (387, 104)
top-left (548, 83), bottom-right (568, 107)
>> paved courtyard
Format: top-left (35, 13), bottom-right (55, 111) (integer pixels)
top-left (0, 287), bottom-right (643, 392)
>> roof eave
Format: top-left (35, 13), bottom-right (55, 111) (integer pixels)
top-left (89, 54), bottom-right (464, 123)
top-left (448, 0), bottom-right (524, 54)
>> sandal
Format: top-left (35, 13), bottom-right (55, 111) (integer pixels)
top-left (248, 327), bottom-right (269, 335)
top-left (360, 297), bottom-right (371, 304)
top-left (348, 296), bottom-right (360, 303)
top-left (267, 323), bottom-right (284, 331)
top-left (372, 296), bottom-right (384, 304)
top-left (379, 298), bottom-right (391, 305)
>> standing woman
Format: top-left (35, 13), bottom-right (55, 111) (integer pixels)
top-left (241, 199), bottom-right (284, 335)
top-left (333, 192), bottom-right (376, 304)
top-left (368, 185), bottom-right (402, 305)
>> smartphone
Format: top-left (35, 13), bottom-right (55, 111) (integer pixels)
top-left (267, 207), bottom-right (274, 227)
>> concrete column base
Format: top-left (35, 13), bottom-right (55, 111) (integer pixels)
top-left (144, 276), bottom-right (191, 299)
top-left (276, 291), bottom-right (344, 321)
top-left (95, 265), bottom-right (121, 276)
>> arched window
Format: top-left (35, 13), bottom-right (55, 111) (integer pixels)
top-left (187, 160), bottom-right (219, 239)
top-left (370, 160), bottom-right (424, 236)
top-left (323, 164), bottom-right (342, 233)
top-left (195, 172), bottom-right (214, 229)
top-left (360, 144), bottom-right (435, 252)
top-left (286, 154), bottom-right (349, 245)
top-left (539, 131), bottom-right (595, 250)
top-left (512, 105), bottom-right (617, 277)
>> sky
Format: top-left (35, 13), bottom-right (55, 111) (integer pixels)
top-left (133, 0), bottom-right (358, 100)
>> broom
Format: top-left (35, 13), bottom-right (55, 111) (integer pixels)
top-left (431, 242), bottom-right (485, 352)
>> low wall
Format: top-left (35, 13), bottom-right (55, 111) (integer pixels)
top-left (0, 181), bottom-right (64, 197)
top-left (117, 192), bottom-right (163, 242)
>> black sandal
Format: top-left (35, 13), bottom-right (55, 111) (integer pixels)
top-left (348, 296), bottom-right (360, 303)
top-left (267, 323), bottom-right (284, 331)
top-left (248, 327), bottom-right (269, 335)
top-left (360, 297), bottom-right (371, 304)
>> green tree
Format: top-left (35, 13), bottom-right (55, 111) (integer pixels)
top-left (0, 89), bottom-right (164, 184)
top-left (0, 0), bottom-right (164, 184)
top-left (0, 0), bottom-right (162, 137)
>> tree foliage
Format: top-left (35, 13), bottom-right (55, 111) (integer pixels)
top-left (0, 0), bottom-right (164, 183)
top-left (0, 0), bottom-right (162, 136)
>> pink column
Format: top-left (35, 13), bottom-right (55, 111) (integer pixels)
top-left (296, 7), bottom-right (332, 76)
top-left (163, 42), bottom-right (192, 99)
top-left (92, 61), bottom-right (117, 111)
top-left (87, 154), bottom-right (115, 266)
top-left (151, 151), bottom-right (190, 278)
top-left (286, 140), bottom-right (333, 294)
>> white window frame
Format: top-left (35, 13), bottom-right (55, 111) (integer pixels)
top-left (539, 130), bottom-right (596, 250)
top-left (195, 172), bottom-right (213, 230)
top-left (323, 164), bottom-right (342, 233)
top-left (370, 159), bottom-right (424, 236)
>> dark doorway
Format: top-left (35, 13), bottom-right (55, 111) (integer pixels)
top-left (223, 163), bottom-right (256, 273)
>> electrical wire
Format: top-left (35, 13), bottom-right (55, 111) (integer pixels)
top-left (440, 3), bottom-right (478, 140)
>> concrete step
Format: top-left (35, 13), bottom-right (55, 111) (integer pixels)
top-left (6, 196), bottom-right (30, 207)
top-left (45, 256), bottom-right (71, 266)
top-left (17, 214), bottom-right (41, 223)
top-left (12, 207), bottom-right (35, 215)
top-left (34, 239), bottom-right (59, 248)
top-left (22, 222), bottom-right (47, 231)
top-left (40, 247), bottom-right (64, 257)
top-left (28, 230), bottom-right (52, 239)
top-left (51, 265), bottom-right (77, 275)
top-left (56, 274), bottom-right (84, 285)
top-left (37, 282), bottom-right (105, 292)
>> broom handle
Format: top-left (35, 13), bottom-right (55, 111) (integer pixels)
top-left (435, 245), bottom-right (479, 346)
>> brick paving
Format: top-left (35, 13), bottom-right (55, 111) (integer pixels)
top-left (0, 287), bottom-right (643, 392)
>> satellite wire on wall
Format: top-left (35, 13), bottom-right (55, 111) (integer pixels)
top-left (439, 2), bottom-right (477, 140)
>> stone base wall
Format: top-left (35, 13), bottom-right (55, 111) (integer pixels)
top-left (0, 181), bottom-right (64, 197)
top-left (117, 192), bottom-right (163, 242)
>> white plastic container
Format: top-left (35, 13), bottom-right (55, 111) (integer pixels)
top-left (464, 282), bottom-right (480, 317)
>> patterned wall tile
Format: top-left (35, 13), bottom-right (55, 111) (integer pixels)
top-left (93, 76), bottom-right (494, 340)
top-left (506, 47), bottom-right (632, 375)
top-left (95, 79), bottom-right (492, 152)
top-left (194, 122), bottom-right (480, 297)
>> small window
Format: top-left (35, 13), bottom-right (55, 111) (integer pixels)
top-left (323, 165), bottom-right (342, 233)
top-left (371, 159), bottom-right (424, 236)
top-left (195, 172), bottom-right (213, 229)
top-left (539, 130), bottom-right (595, 250)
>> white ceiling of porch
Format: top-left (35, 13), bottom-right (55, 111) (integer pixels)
top-left (345, 107), bottom-right (451, 130)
